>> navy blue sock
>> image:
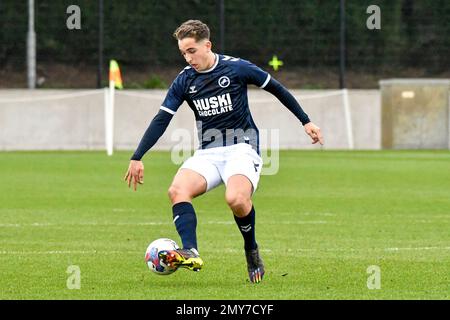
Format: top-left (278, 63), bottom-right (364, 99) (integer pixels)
top-left (172, 202), bottom-right (198, 251)
top-left (234, 206), bottom-right (257, 251)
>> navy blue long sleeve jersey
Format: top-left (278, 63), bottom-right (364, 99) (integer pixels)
top-left (131, 54), bottom-right (310, 160)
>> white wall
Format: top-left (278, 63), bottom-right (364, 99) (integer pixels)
top-left (0, 89), bottom-right (381, 151)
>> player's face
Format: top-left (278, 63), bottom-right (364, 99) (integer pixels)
top-left (178, 37), bottom-right (213, 71)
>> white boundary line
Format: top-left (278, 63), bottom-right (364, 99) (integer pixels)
top-left (1, 247), bottom-right (449, 255)
top-left (384, 247), bottom-right (450, 252)
top-left (4, 219), bottom-right (448, 228)
top-left (0, 220), bottom-right (328, 227)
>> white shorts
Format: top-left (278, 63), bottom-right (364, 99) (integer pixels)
top-left (179, 143), bottom-right (263, 193)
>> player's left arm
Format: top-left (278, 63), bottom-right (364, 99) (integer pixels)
top-left (240, 60), bottom-right (323, 145)
top-left (264, 77), bottom-right (324, 145)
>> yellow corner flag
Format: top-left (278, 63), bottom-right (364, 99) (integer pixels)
top-left (109, 60), bottom-right (123, 89)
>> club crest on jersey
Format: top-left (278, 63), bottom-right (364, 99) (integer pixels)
top-left (193, 93), bottom-right (233, 117)
top-left (218, 76), bottom-right (230, 88)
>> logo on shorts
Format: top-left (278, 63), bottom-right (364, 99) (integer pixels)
top-left (218, 76), bottom-right (230, 88)
top-left (253, 161), bottom-right (260, 172)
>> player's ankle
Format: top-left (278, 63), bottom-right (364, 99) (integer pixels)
top-left (189, 248), bottom-right (199, 256)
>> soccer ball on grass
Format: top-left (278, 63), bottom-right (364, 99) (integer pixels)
top-left (145, 238), bottom-right (180, 275)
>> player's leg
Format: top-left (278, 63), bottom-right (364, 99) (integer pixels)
top-left (168, 168), bottom-right (206, 251)
top-left (165, 155), bottom-right (222, 271)
top-left (225, 175), bottom-right (264, 283)
top-left (164, 169), bottom-right (207, 271)
top-left (222, 145), bottom-right (264, 283)
top-left (168, 168), bottom-right (207, 204)
top-left (225, 175), bottom-right (256, 251)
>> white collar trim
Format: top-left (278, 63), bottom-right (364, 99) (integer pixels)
top-left (196, 54), bottom-right (219, 73)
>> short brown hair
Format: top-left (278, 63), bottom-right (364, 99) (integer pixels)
top-left (173, 20), bottom-right (210, 42)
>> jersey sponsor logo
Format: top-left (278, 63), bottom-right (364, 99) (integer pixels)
top-left (218, 76), bottom-right (230, 88)
top-left (193, 93), bottom-right (233, 117)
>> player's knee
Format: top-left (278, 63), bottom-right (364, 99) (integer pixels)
top-left (225, 191), bottom-right (250, 212)
top-left (168, 184), bottom-right (190, 203)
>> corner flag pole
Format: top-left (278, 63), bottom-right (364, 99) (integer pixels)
top-left (106, 79), bottom-right (114, 156)
top-left (105, 60), bottom-right (123, 156)
top-left (342, 89), bottom-right (354, 149)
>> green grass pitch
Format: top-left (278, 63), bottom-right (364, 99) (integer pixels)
top-left (0, 150), bottom-right (449, 299)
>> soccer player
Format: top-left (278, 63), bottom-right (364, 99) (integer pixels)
top-left (124, 20), bottom-right (323, 283)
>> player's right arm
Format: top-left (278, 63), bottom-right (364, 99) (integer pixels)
top-left (124, 109), bottom-right (173, 191)
top-left (124, 75), bottom-right (185, 191)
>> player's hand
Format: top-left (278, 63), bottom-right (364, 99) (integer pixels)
top-left (304, 122), bottom-right (324, 145)
top-left (124, 160), bottom-right (144, 191)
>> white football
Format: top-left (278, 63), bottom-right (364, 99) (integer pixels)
top-left (144, 238), bottom-right (180, 275)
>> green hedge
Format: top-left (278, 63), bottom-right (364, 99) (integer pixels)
top-left (1, 0), bottom-right (449, 73)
